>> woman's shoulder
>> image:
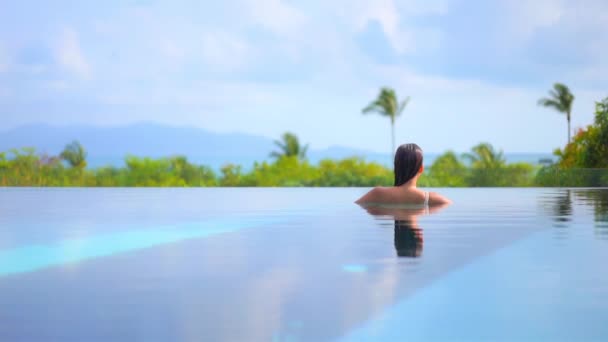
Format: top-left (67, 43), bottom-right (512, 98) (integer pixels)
top-left (427, 191), bottom-right (452, 206)
top-left (355, 186), bottom-right (389, 204)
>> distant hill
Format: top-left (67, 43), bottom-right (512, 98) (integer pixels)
top-left (0, 123), bottom-right (391, 169)
top-left (0, 123), bottom-right (556, 169)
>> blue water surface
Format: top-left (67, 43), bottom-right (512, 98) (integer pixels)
top-left (0, 188), bottom-right (606, 341)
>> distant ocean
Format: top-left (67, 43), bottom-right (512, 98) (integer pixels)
top-left (86, 153), bottom-right (556, 171)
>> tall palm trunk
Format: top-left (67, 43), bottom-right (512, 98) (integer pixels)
top-left (567, 111), bottom-right (571, 144)
top-left (391, 116), bottom-right (395, 159)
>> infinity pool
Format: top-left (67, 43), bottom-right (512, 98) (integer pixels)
top-left (0, 188), bottom-right (607, 341)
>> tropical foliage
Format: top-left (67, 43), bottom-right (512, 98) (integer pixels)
top-left (60, 140), bottom-right (87, 169)
top-left (464, 143), bottom-right (513, 186)
top-left (536, 96), bottom-right (608, 187)
top-left (0, 142), bottom-right (585, 187)
top-left (363, 87), bottom-right (410, 156)
top-left (270, 132), bottom-right (308, 160)
top-left (427, 151), bottom-right (467, 187)
top-left (554, 97), bottom-right (608, 169)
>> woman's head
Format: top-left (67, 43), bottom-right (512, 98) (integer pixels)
top-left (394, 143), bottom-right (423, 186)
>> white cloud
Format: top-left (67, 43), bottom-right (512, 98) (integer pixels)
top-left (3, 0), bottom-right (607, 153)
top-left (504, 0), bottom-right (564, 41)
top-left (398, 0), bottom-right (449, 16)
top-left (89, 5), bottom-right (257, 76)
top-left (499, 0), bottom-right (608, 83)
top-left (341, 0), bottom-right (406, 53)
top-left (97, 80), bottom-right (281, 109)
top-left (337, 0), bottom-right (446, 55)
top-left (501, 0), bottom-right (608, 57)
top-left (200, 31), bottom-right (253, 70)
top-left (560, 0), bottom-right (608, 63)
top-left (561, 0), bottom-right (608, 32)
top-left (244, 0), bottom-right (308, 37)
top-left (54, 28), bottom-right (91, 78)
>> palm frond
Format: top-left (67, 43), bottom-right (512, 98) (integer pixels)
top-left (539, 83), bottom-right (574, 114)
top-left (269, 151), bottom-right (282, 159)
top-left (362, 101), bottom-right (383, 115)
top-left (397, 97), bottom-right (410, 116)
top-left (270, 132), bottom-right (308, 159)
top-left (463, 143), bottom-right (505, 168)
top-left (362, 87), bottom-right (409, 119)
top-left (538, 98), bottom-right (566, 113)
top-left (60, 140), bottom-right (87, 168)
top-left (554, 83), bottom-right (569, 96)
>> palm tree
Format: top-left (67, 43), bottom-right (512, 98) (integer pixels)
top-left (60, 140), bottom-right (87, 169)
top-left (462, 143), bottom-right (506, 186)
top-left (538, 83), bottom-right (575, 143)
top-left (270, 132), bottom-right (308, 159)
top-left (363, 87), bottom-right (410, 157)
top-left (462, 143), bottom-right (506, 169)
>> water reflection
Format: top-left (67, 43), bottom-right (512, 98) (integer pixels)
top-left (541, 189), bottom-right (608, 238)
top-left (554, 189), bottom-right (572, 223)
top-left (538, 189), bottom-right (573, 228)
top-left (360, 204), bottom-right (448, 258)
top-left (574, 189), bottom-right (608, 239)
top-left (574, 189), bottom-right (608, 222)
top-left (394, 218), bottom-right (423, 257)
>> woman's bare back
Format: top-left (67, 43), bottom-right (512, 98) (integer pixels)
top-left (356, 186), bottom-right (450, 206)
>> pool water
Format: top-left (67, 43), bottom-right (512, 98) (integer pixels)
top-left (0, 188), bottom-right (607, 341)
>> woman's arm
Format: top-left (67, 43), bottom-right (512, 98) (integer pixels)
top-left (355, 187), bottom-right (382, 204)
top-left (429, 192), bottom-right (452, 206)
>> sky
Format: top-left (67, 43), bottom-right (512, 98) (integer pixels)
top-left (1, 0), bottom-right (607, 154)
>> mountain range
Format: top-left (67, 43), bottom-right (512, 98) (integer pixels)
top-left (0, 123), bottom-right (393, 169)
top-left (0, 123), bottom-right (556, 169)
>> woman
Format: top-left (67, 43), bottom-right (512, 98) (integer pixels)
top-left (355, 143), bottom-right (451, 206)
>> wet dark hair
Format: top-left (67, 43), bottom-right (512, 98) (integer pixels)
top-left (394, 143), bottom-right (423, 186)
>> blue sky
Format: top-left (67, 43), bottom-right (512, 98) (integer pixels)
top-left (1, 0), bottom-right (607, 153)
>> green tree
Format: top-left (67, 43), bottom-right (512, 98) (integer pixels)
top-left (270, 132), bottom-right (308, 159)
top-left (463, 143), bottom-right (506, 169)
top-left (538, 83), bottom-right (575, 143)
top-left (220, 164), bottom-right (244, 186)
top-left (428, 151), bottom-right (467, 186)
top-left (579, 98), bottom-right (608, 168)
top-left (363, 87), bottom-right (410, 157)
top-left (463, 143), bottom-right (507, 186)
top-left (503, 163), bottom-right (535, 187)
top-left (542, 96), bottom-right (608, 187)
top-left (60, 140), bottom-right (87, 169)
top-left (124, 156), bottom-right (171, 186)
top-left (247, 156), bottom-right (319, 186)
top-left (316, 157), bottom-right (392, 187)
top-left (554, 97), bottom-right (608, 169)
top-left (168, 156), bottom-right (217, 186)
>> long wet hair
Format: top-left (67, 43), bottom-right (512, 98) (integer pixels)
top-left (394, 143), bottom-right (423, 186)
